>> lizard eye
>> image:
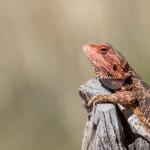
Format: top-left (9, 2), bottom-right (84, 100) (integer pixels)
top-left (100, 48), bottom-right (108, 54)
top-left (113, 64), bottom-right (117, 71)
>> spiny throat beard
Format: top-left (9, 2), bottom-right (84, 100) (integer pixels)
top-left (94, 68), bottom-right (125, 90)
top-left (94, 68), bottom-right (114, 79)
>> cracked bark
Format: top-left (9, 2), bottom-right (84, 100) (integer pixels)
top-left (79, 78), bottom-right (150, 150)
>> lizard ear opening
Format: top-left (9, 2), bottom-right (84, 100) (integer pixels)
top-left (113, 64), bottom-right (117, 71)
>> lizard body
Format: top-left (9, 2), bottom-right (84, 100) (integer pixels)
top-left (83, 43), bottom-right (150, 128)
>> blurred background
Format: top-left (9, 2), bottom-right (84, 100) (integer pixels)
top-left (0, 0), bottom-right (150, 150)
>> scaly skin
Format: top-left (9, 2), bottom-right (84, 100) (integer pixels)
top-left (83, 42), bottom-right (150, 128)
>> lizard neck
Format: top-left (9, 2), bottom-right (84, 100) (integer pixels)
top-left (99, 78), bottom-right (125, 90)
top-left (95, 68), bottom-right (125, 90)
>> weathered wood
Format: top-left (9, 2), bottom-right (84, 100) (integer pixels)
top-left (79, 78), bottom-right (150, 150)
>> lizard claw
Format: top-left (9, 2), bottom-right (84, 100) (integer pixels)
top-left (87, 95), bottom-right (99, 108)
top-left (87, 95), bottom-right (109, 111)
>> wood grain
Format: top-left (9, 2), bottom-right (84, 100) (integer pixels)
top-left (79, 78), bottom-right (150, 150)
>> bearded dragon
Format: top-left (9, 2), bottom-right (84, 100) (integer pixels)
top-left (83, 42), bottom-right (150, 129)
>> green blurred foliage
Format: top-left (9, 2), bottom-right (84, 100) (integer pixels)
top-left (0, 0), bottom-right (150, 150)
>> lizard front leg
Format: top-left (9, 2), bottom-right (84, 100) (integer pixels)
top-left (87, 91), bottom-right (136, 108)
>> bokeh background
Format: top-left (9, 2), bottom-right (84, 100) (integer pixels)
top-left (0, 0), bottom-right (150, 150)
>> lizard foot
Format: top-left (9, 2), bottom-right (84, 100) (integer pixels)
top-left (87, 95), bottom-right (108, 109)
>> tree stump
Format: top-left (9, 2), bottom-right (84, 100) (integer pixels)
top-left (79, 78), bottom-right (150, 150)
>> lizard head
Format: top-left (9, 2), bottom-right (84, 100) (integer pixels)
top-left (83, 43), bottom-right (130, 89)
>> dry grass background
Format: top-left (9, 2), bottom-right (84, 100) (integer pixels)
top-left (0, 0), bottom-right (150, 150)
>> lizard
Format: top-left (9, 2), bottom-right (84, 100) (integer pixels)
top-left (83, 42), bottom-right (150, 129)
